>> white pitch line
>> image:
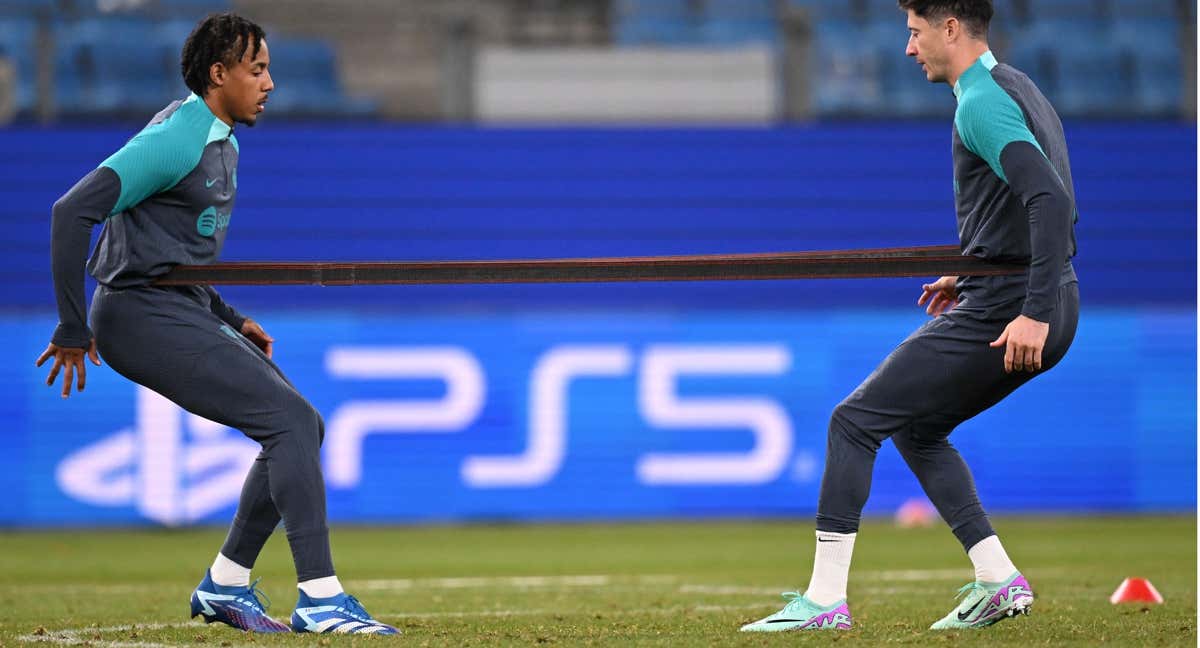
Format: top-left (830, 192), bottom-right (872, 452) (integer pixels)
top-left (350, 574), bottom-right (678, 591)
top-left (390, 602), bottom-right (770, 620)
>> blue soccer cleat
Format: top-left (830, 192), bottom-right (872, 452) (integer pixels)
top-left (290, 590), bottom-right (400, 635)
top-left (189, 570), bottom-right (291, 633)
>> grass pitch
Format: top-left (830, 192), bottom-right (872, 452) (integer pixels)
top-left (1, 515), bottom-right (1194, 646)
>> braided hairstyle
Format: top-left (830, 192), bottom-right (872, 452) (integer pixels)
top-left (180, 13), bottom-right (266, 97)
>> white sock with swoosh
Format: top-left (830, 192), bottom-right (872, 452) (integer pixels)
top-left (804, 531), bottom-right (856, 607)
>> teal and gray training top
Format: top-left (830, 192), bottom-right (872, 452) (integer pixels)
top-left (951, 50), bottom-right (1078, 321)
top-left (50, 94), bottom-right (245, 348)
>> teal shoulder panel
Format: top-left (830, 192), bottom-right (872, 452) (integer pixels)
top-left (99, 97), bottom-right (215, 215)
top-left (953, 74), bottom-right (1044, 184)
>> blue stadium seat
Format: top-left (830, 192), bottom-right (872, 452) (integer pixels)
top-left (157, 0), bottom-right (232, 19)
top-left (1109, 0), bottom-right (1177, 20)
top-left (1110, 21), bottom-right (1183, 115)
top-left (787, 0), bottom-right (857, 22)
top-left (1004, 22), bottom-right (1059, 96)
top-left (0, 17), bottom-right (37, 114)
top-left (0, 0), bottom-right (55, 18)
top-left (263, 37), bottom-right (375, 117)
top-left (1025, 0), bottom-right (1104, 21)
top-left (55, 17), bottom-right (174, 114)
top-left (613, 0), bottom-right (699, 45)
top-left (1052, 36), bottom-right (1135, 116)
top-left (863, 0), bottom-right (904, 21)
top-left (700, 0), bottom-right (777, 45)
top-left (867, 21), bottom-right (954, 117)
top-left (811, 20), bottom-right (888, 116)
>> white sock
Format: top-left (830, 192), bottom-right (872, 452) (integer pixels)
top-left (298, 575), bottom-right (344, 599)
top-left (804, 530), bottom-right (856, 607)
top-left (967, 535), bottom-right (1017, 583)
top-left (210, 553), bottom-right (251, 588)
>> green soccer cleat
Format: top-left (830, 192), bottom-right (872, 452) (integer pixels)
top-left (930, 571), bottom-right (1034, 630)
top-left (738, 592), bottom-right (852, 632)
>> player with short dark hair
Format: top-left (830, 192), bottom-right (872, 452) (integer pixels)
top-left (740, 0), bottom-right (1079, 632)
top-left (38, 12), bottom-right (398, 636)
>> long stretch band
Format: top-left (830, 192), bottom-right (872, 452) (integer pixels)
top-left (153, 244), bottom-right (1026, 286)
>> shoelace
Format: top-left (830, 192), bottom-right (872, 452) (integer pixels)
top-left (340, 595), bottom-right (374, 622)
top-left (241, 577), bottom-right (272, 613)
top-left (779, 591), bottom-right (817, 614)
top-left (953, 582), bottom-right (987, 611)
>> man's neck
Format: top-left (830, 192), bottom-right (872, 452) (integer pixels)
top-left (945, 42), bottom-right (991, 87)
top-left (203, 94), bottom-right (234, 127)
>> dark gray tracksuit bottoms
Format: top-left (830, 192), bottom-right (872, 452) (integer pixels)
top-left (816, 282), bottom-right (1079, 551)
top-left (90, 284), bottom-right (334, 581)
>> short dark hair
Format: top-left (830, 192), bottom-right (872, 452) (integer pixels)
top-left (180, 13), bottom-right (266, 97)
top-left (897, 0), bottom-right (993, 39)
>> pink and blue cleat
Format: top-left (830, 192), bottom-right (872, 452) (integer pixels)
top-left (930, 571), bottom-right (1034, 629)
top-left (739, 591), bottom-right (852, 631)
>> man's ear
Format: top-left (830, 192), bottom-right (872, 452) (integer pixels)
top-left (208, 61), bottom-right (227, 89)
top-left (944, 16), bottom-right (960, 43)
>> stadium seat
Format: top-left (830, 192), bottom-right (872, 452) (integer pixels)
top-left (612, 0), bottom-right (699, 45)
top-left (0, 0), bottom-right (55, 18)
top-left (863, 0), bottom-right (904, 21)
top-left (0, 17), bottom-right (37, 114)
top-left (263, 37), bottom-right (376, 117)
top-left (1025, 0), bottom-right (1104, 21)
top-left (157, 0), bottom-right (232, 19)
top-left (787, 0), bottom-right (857, 22)
top-left (1004, 22), bottom-right (1059, 95)
top-left (866, 21), bottom-right (955, 117)
top-left (1108, 0), bottom-right (1177, 20)
top-left (1052, 36), bottom-right (1134, 116)
top-left (1110, 21), bottom-right (1183, 115)
top-left (700, 0), bottom-right (777, 45)
top-left (55, 17), bottom-right (173, 114)
top-left (811, 20), bottom-right (888, 116)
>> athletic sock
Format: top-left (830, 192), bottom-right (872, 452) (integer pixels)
top-left (298, 575), bottom-right (344, 599)
top-left (804, 530), bottom-right (856, 607)
top-left (967, 535), bottom-right (1017, 583)
top-left (210, 552), bottom-right (251, 588)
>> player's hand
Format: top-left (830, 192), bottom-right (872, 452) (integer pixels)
top-left (36, 340), bottom-right (101, 398)
top-left (241, 319), bottom-right (274, 358)
top-left (990, 315), bottom-right (1049, 373)
top-left (917, 275), bottom-right (959, 317)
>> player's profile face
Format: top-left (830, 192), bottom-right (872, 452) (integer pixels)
top-left (225, 38), bottom-right (273, 127)
top-left (904, 11), bottom-right (946, 83)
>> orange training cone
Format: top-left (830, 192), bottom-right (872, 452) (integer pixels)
top-left (1110, 577), bottom-right (1164, 605)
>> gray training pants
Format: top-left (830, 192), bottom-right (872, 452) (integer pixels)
top-left (816, 281), bottom-right (1079, 551)
top-left (91, 284), bottom-right (334, 581)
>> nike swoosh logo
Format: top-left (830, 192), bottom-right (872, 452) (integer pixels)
top-left (206, 178), bottom-right (218, 188)
top-left (957, 597), bottom-right (984, 621)
top-left (817, 538), bottom-right (839, 543)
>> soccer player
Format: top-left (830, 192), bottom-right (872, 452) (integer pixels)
top-left (37, 13), bottom-right (398, 636)
top-left (740, 0), bottom-right (1079, 632)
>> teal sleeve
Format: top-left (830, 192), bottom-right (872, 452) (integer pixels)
top-left (954, 91), bottom-right (1044, 184)
top-left (99, 125), bottom-right (203, 215)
